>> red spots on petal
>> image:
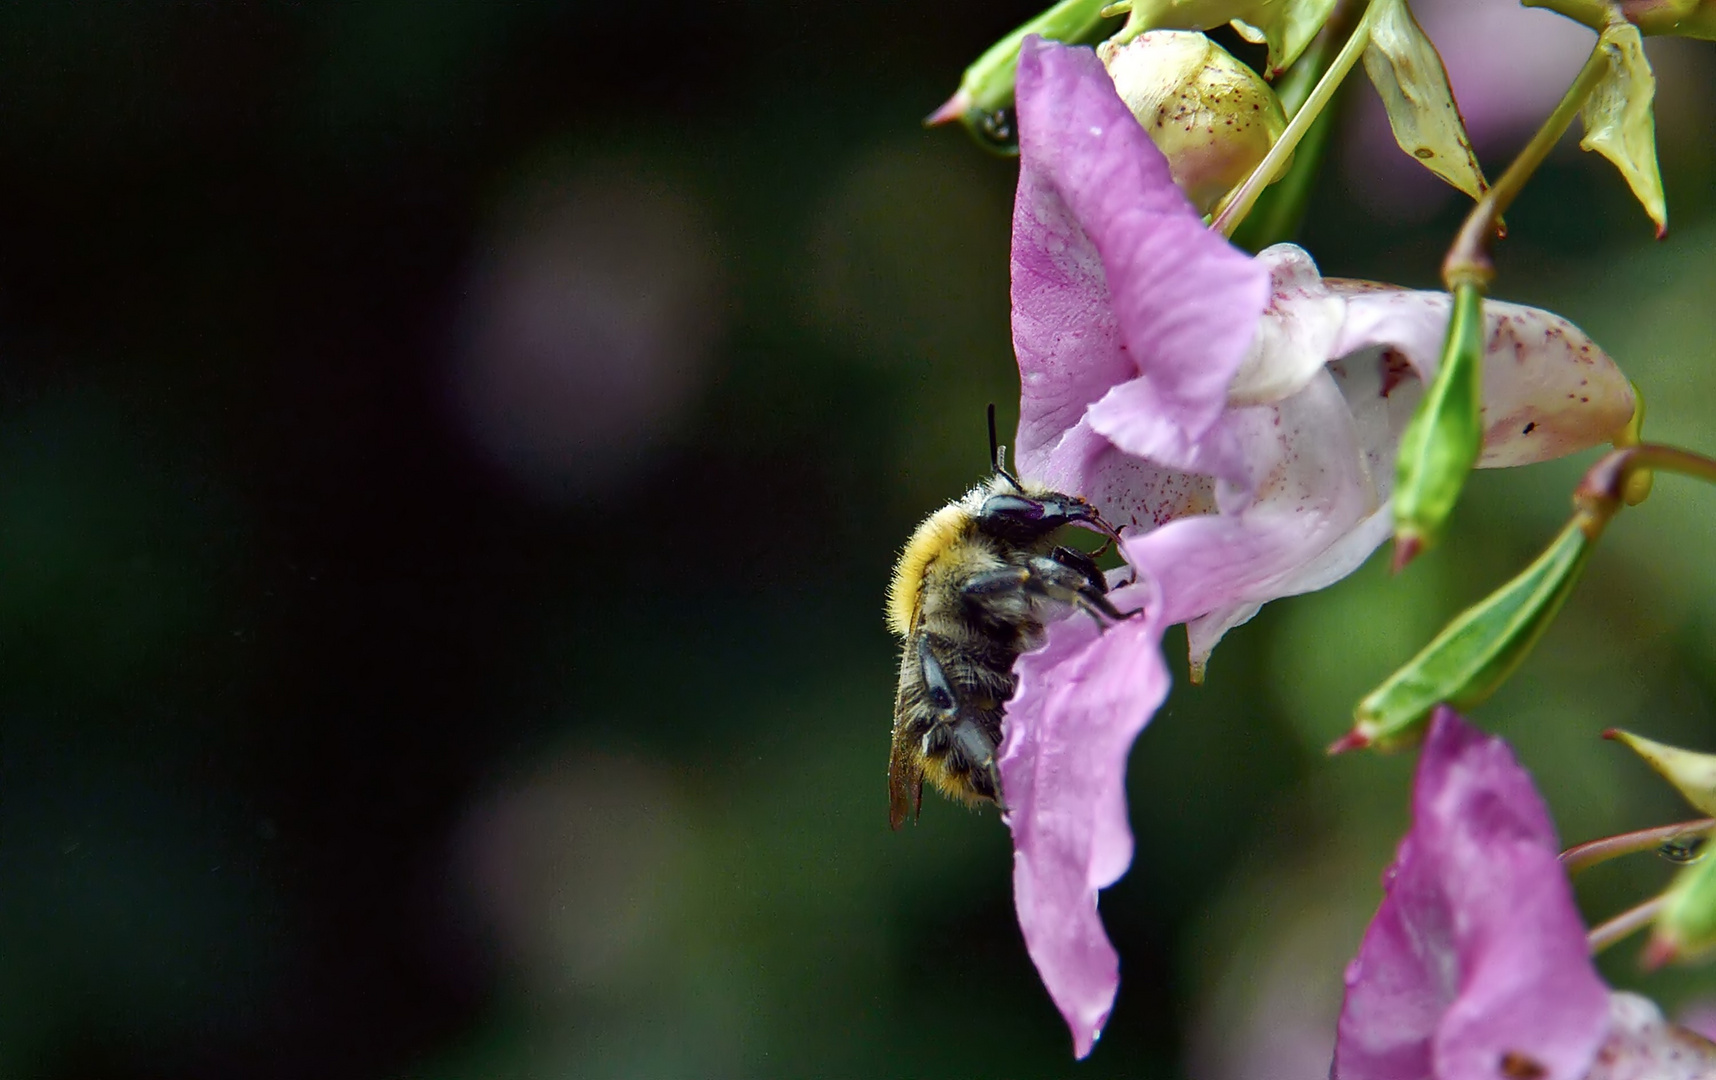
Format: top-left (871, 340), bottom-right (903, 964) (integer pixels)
top-left (1379, 348), bottom-right (1413, 397)
top-left (1499, 1051), bottom-right (1547, 1080)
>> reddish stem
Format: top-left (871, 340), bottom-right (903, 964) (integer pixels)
top-left (1560, 818), bottom-right (1715, 875)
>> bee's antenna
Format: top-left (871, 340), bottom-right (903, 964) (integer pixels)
top-left (987, 403), bottom-right (1000, 471)
top-left (987, 403), bottom-right (1025, 492)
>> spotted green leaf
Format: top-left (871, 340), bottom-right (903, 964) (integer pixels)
top-left (1361, 0), bottom-right (1487, 199)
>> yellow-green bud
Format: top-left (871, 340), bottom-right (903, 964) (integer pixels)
top-left (1098, 31), bottom-right (1288, 215)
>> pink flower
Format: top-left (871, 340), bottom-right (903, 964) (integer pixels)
top-left (1334, 709), bottom-right (1609, 1080)
top-left (1334, 709), bottom-right (1716, 1080)
top-left (997, 38), bottom-right (1635, 1057)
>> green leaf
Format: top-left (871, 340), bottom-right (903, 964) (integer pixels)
top-left (1345, 516), bottom-right (1594, 752)
top-left (1580, 22), bottom-right (1668, 235)
top-left (1606, 729), bottom-right (1716, 817)
top-left (1361, 0), bottom-right (1488, 199)
top-left (1391, 282), bottom-right (1484, 561)
top-left (1229, 0), bottom-right (1340, 76)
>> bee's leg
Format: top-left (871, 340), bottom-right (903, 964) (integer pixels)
top-left (949, 719), bottom-right (1006, 811)
top-left (958, 566), bottom-right (1033, 623)
top-left (1047, 545), bottom-right (1106, 594)
top-left (1031, 551), bottom-right (1137, 625)
top-left (916, 636), bottom-right (1005, 809)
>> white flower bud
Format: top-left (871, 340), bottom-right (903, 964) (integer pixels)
top-left (1098, 30), bottom-right (1288, 214)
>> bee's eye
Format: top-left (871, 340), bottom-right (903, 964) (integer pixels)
top-left (979, 494), bottom-right (1046, 525)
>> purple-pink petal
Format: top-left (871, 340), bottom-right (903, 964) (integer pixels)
top-left (1011, 38), bottom-right (1269, 476)
top-left (1000, 582), bottom-right (1170, 1059)
top-left (1333, 709), bottom-right (1610, 1080)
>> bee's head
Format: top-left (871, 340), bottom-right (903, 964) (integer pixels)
top-left (978, 404), bottom-right (1118, 542)
top-left (974, 478), bottom-right (1115, 543)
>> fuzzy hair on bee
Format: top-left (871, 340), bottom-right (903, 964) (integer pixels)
top-left (885, 413), bottom-right (1128, 829)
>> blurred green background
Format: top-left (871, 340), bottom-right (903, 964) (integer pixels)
top-left (1, 3), bottom-right (1714, 1078)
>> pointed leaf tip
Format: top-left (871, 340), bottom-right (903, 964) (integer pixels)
top-left (1606, 729), bottom-right (1716, 817)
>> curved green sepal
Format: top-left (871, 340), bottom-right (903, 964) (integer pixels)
top-left (1342, 517), bottom-right (1595, 752)
top-left (929, 0), bottom-right (1120, 154)
top-left (1580, 23), bottom-right (1668, 235)
top-left (1362, 0), bottom-right (1488, 200)
top-left (1606, 729), bottom-right (1716, 817)
top-left (1614, 380), bottom-right (1655, 505)
top-left (1392, 282), bottom-right (1485, 560)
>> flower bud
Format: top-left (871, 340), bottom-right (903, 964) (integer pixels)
top-left (926, 0), bottom-right (1117, 154)
top-left (1647, 850), bottom-right (1716, 967)
top-left (1098, 31), bottom-right (1287, 214)
top-left (1338, 516), bottom-right (1595, 753)
top-left (1392, 282), bottom-right (1484, 565)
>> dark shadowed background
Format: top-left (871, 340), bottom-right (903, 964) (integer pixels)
top-left (3, 4), bottom-right (1716, 1078)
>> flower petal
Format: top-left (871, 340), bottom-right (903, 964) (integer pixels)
top-left (1011, 38), bottom-right (1269, 476)
top-left (1326, 281), bottom-right (1635, 466)
top-left (1333, 709), bottom-right (1610, 1080)
top-left (1228, 244), bottom-right (1347, 408)
top-left (1120, 369), bottom-right (1372, 662)
top-left (1586, 993), bottom-right (1716, 1080)
top-left (1000, 581), bottom-right (1171, 1059)
top-left (1026, 414), bottom-right (1217, 532)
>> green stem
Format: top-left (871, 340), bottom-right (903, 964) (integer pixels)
top-left (1575, 443), bottom-right (1716, 534)
top-left (1442, 39), bottom-right (1612, 288)
top-left (1277, 0), bottom-right (1368, 116)
top-left (1561, 818), bottom-right (1715, 875)
top-left (1212, 0), bottom-right (1378, 238)
top-left (1230, 0), bottom-right (1366, 252)
top-left (1588, 895), bottom-right (1666, 955)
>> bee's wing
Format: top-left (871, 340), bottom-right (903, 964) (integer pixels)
top-left (887, 731), bottom-right (923, 830)
top-left (888, 654), bottom-right (925, 830)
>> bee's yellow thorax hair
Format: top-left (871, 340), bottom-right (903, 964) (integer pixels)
top-left (886, 501), bottom-right (974, 638)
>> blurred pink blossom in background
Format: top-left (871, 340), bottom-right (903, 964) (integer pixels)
top-left (452, 160), bottom-right (726, 499)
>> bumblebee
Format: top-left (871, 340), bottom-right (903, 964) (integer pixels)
top-left (885, 412), bottom-right (1127, 828)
